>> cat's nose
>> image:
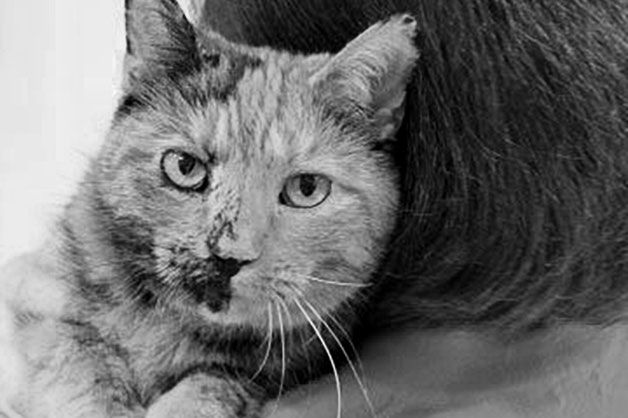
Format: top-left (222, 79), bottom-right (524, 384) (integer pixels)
top-left (209, 256), bottom-right (250, 281)
top-left (208, 235), bottom-right (262, 266)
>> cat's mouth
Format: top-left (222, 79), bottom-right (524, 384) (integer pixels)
top-left (177, 258), bottom-right (241, 313)
top-left (182, 269), bottom-right (282, 326)
top-left (182, 277), bottom-right (231, 313)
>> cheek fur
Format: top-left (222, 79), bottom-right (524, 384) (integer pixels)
top-left (263, 193), bottom-right (392, 306)
top-left (152, 212), bottom-right (215, 284)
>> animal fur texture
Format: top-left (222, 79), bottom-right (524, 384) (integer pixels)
top-left (0, 0), bottom-right (418, 417)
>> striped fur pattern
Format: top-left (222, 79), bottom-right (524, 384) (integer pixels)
top-left (4, 0), bottom-right (418, 417)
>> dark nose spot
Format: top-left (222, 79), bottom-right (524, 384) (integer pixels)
top-left (210, 256), bottom-right (249, 281)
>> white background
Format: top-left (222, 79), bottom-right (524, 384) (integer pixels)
top-left (0, 1), bottom-right (125, 264)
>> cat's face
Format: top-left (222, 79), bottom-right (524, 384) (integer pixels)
top-left (90, 0), bottom-right (417, 329)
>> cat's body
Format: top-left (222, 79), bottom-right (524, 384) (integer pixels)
top-left (0, 1), bottom-right (418, 417)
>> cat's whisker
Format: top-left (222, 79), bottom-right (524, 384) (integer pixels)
top-left (302, 299), bottom-right (378, 418)
top-left (277, 295), bottom-right (315, 386)
top-left (266, 302), bottom-right (287, 418)
top-left (285, 286), bottom-right (327, 345)
top-left (250, 303), bottom-right (274, 381)
top-left (326, 311), bottom-right (369, 385)
top-left (293, 297), bottom-right (343, 418)
top-left (295, 274), bottom-right (371, 288)
top-left (275, 293), bottom-right (319, 390)
top-left (277, 303), bottom-right (287, 403)
top-left (274, 295), bottom-right (295, 346)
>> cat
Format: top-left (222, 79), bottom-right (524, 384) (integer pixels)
top-left (1, 0), bottom-right (418, 417)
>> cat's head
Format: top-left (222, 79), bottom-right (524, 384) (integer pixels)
top-left (86, 0), bottom-right (417, 328)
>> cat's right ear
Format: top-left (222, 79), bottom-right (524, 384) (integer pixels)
top-left (123, 0), bottom-right (201, 88)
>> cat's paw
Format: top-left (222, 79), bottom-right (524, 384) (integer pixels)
top-left (146, 374), bottom-right (261, 418)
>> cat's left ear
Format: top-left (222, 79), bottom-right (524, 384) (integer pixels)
top-left (311, 15), bottom-right (419, 141)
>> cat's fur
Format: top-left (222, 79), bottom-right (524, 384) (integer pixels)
top-left (1, 0), bottom-right (417, 417)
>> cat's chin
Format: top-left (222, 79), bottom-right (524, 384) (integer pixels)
top-left (194, 290), bottom-right (270, 329)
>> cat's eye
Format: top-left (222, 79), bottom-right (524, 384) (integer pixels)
top-left (280, 174), bottom-right (332, 208)
top-left (161, 150), bottom-right (208, 191)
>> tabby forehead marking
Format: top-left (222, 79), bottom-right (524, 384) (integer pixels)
top-left (198, 42), bottom-right (263, 102)
top-left (198, 65), bottom-right (301, 164)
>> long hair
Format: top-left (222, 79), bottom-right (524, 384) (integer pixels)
top-left (198, 0), bottom-right (628, 332)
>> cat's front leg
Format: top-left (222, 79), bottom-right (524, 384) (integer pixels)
top-left (146, 374), bottom-right (263, 418)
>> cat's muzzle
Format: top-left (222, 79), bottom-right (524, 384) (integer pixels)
top-left (182, 256), bottom-right (247, 313)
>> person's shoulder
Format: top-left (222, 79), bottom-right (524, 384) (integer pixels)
top-left (431, 325), bottom-right (628, 418)
top-left (266, 325), bottom-right (628, 418)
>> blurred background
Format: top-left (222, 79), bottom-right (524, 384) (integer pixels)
top-left (0, 1), bottom-right (125, 264)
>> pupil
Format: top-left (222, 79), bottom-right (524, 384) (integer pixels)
top-left (299, 175), bottom-right (317, 197)
top-left (178, 155), bottom-right (196, 175)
